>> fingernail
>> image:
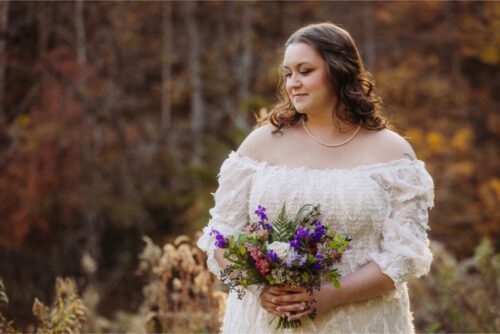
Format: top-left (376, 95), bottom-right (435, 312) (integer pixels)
top-left (272, 298), bottom-right (277, 303)
top-left (277, 307), bottom-right (282, 311)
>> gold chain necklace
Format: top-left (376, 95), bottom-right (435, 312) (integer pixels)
top-left (302, 119), bottom-right (362, 148)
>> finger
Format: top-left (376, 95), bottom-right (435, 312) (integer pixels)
top-left (276, 302), bottom-right (305, 313)
top-left (260, 292), bottom-right (283, 305)
top-left (261, 302), bottom-right (287, 317)
top-left (266, 287), bottom-right (290, 295)
top-left (272, 292), bottom-right (309, 304)
top-left (261, 300), bottom-right (287, 315)
top-left (288, 309), bottom-right (311, 321)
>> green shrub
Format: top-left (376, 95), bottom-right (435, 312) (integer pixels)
top-left (411, 239), bottom-right (499, 333)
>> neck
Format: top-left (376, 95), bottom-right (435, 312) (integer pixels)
top-left (304, 113), bottom-right (357, 137)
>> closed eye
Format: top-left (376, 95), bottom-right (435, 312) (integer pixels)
top-left (284, 70), bottom-right (311, 78)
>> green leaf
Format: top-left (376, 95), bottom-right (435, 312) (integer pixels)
top-left (292, 204), bottom-right (321, 229)
top-left (0, 290), bottom-right (8, 305)
top-left (325, 270), bottom-right (341, 288)
top-left (0, 279), bottom-right (6, 305)
top-left (238, 245), bottom-right (247, 255)
top-left (265, 274), bottom-right (277, 285)
top-left (270, 203), bottom-right (292, 242)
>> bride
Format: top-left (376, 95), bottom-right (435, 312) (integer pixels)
top-left (198, 21), bottom-right (434, 333)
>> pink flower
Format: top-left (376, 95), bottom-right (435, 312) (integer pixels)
top-left (256, 258), bottom-right (271, 276)
top-left (250, 248), bottom-right (264, 261)
top-left (243, 224), bottom-right (257, 234)
top-left (331, 250), bottom-right (342, 262)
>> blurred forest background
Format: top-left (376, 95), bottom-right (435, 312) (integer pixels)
top-left (0, 1), bottom-right (498, 332)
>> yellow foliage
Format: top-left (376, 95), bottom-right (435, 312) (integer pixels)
top-left (479, 178), bottom-right (500, 209)
top-left (458, 3), bottom-right (500, 65)
top-left (478, 178), bottom-right (500, 230)
top-left (16, 115), bottom-right (31, 128)
top-left (451, 127), bottom-right (473, 153)
top-left (426, 132), bottom-right (445, 154)
top-left (405, 128), bottom-right (424, 146)
top-left (447, 161), bottom-right (475, 178)
top-left (487, 113), bottom-right (500, 135)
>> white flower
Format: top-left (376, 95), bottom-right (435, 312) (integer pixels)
top-left (267, 241), bottom-right (291, 260)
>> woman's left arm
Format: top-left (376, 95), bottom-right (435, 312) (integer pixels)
top-left (275, 162), bottom-right (435, 320)
top-left (272, 261), bottom-right (395, 320)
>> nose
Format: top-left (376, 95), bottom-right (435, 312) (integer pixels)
top-left (287, 73), bottom-right (302, 89)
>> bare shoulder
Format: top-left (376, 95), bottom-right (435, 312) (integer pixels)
top-left (364, 128), bottom-right (417, 161)
top-left (237, 123), bottom-right (281, 161)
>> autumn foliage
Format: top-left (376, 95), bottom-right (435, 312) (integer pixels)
top-left (0, 1), bottom-right (498, 330)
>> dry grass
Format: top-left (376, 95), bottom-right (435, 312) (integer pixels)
top-left (1, 236), bottom-right (498, 333)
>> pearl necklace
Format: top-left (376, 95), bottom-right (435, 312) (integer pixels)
top-left (302, 120), bottom-right (362, 148)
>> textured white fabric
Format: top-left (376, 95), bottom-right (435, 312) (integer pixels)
top-left (197, 151), bottom-right (435, 333)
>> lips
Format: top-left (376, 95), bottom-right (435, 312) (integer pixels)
top-left (293, 94), bottom-right (307, 97)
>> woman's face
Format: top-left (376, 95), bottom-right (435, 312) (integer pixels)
top-left (282, 42), bottom-right (337, 118)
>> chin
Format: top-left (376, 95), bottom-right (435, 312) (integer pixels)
top-left (293, 106), bottom-right (307, 114)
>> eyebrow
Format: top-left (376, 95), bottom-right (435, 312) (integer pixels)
top-left (281, 62), bottom-right (314, 70)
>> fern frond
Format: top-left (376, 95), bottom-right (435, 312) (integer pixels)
top-left (271, 204), bottom-right (292, 242)
top-left (291, 204), bottom-right (321, 228)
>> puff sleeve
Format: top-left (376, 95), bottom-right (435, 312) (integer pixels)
top-left (197, 152), bottom-right (257, 277)
top-left (369, 160), bottom-right (435, 291)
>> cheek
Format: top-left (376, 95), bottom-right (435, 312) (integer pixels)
top-left (285, 81), bottom-right (291, 94)
top-left (304, 74), bottom-right (323, 91)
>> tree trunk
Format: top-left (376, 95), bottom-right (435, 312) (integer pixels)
top-left (233, 2), bottom-right (253, 132)
top-left (214, 3), bottom-right (234, 125)
top-left (182, 1), bottom-right (204, 165)
top-left (237, 2), bottom-right (253, 103)
top-left (75, 0), bottom-right (86, 66)
top-left (161, 1), bottom-right (173, 143)
top-left (362, 2), bottom-right (376, 70)
top-left (0, 0), bottom-right (9, 128)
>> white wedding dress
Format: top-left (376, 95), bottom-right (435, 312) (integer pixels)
top-left (197, 151), bottom-right (435, 333)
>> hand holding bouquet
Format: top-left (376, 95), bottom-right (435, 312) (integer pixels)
top-left (210, 204), bottom-right (351, 329)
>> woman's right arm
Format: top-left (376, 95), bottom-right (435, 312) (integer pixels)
top-left (214, 248), bottom-right (230, 270)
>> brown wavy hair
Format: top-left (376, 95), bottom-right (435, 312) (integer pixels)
top-left (261, 21), bottom-right (388, 132)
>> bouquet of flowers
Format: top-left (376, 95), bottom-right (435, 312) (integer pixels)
top-left (210, 203), bottom-right (351, 329)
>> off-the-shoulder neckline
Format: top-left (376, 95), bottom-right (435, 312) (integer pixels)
top-left (228, 151), bottom-right (425, 174)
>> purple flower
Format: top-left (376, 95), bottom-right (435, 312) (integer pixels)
top-left (254, 205), bottom-right (268, 221)
top-left (267, 250), bottom-right (280, 263)
top-left (290, 239), bottom-right (301, 249)
top-left (312, 253), bottom-right (324, 269)
top-left (286, 248), bottom-right (307, 267)
top-left (312, 261), bottom-right (323, 269)
top-left (254, 205), bottom-right (270, 230)
top-left (295, 227), bottom-right (309, 239)
top-left (314, 253), bottom-right (324, 260)
top-left (210, 228), bottom-right (228, 248)
top-left (311, 224), bottom-right (326, 242)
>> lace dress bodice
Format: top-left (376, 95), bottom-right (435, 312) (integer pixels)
top-left (198, 151), bottom-right (435, 333)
